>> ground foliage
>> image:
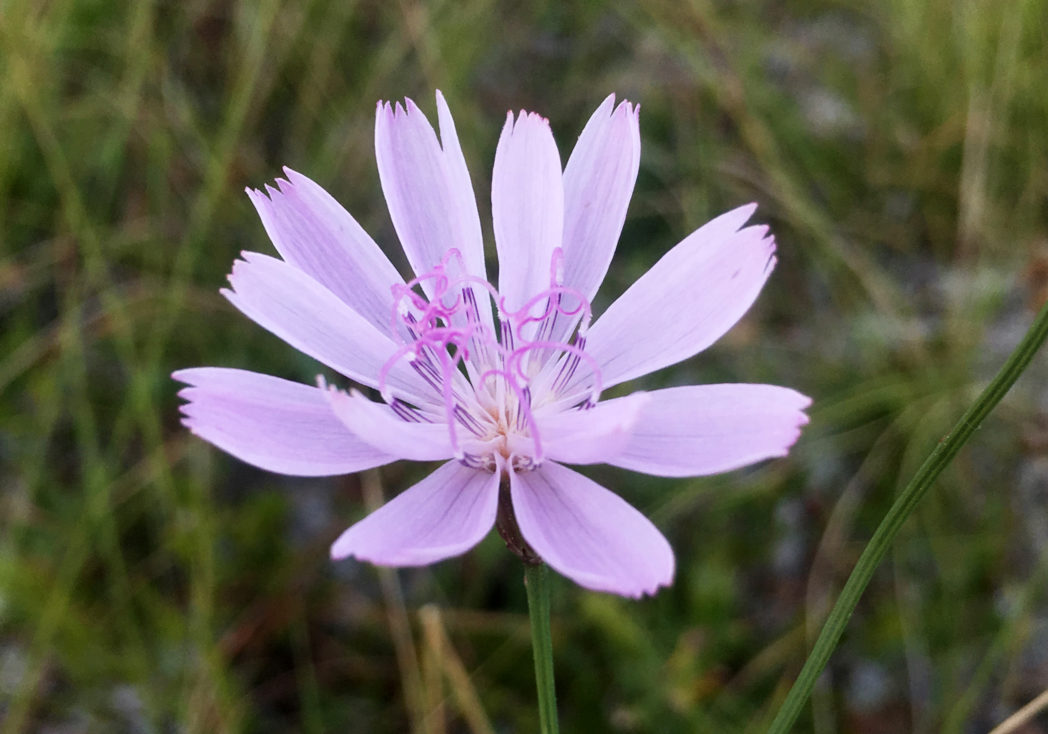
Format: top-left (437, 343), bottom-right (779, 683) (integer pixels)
top-left (2, 0), bottom-right (1048, 732)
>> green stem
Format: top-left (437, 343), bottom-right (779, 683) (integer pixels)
top-left (525, 563), bottom-right (559, 734)
top-left (767, 300), bottom-right (1048, 734)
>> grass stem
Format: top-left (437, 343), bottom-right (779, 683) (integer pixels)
top-left (767, 299), bottom-right (1048, 733)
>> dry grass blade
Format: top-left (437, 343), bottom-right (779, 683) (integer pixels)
top-left (419, 604), bottom-right (496, 734)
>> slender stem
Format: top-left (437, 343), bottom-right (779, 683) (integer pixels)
top-left (767, 300), bottom-right (1048, 734)
top-left (525, 563), bottom-right (559, 734)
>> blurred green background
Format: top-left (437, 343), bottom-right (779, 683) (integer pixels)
top-left (3, 0), bottom-right (1048, 731)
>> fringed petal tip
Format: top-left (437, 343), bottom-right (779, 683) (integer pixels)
top-left (738, 201), bottom-right (760, 222)
top-left (782, 391), bottom-right (814, 449)
top-left (244, 168), bottom-right (297, 196)
top-left (504, 109), bottom-right (551, 130)
top-left (597, 93), bottom-right (640, 120)
top-left (376, 98), bottom-right (425, 120)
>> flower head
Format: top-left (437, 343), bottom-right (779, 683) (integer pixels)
top-left (174, 92), bottom-right (810, 598)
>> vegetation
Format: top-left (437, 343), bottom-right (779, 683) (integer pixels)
top-left (2, 0), bottom-right (1047, 731)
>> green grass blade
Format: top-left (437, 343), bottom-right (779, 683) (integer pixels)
top-left (767, 298), bottom-right (1048, 733)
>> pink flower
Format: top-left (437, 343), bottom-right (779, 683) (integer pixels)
top-left (174, 92), bottom-right (810, 598)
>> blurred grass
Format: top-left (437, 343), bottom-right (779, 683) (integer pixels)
top-left (1, 0), bottom-right (1047, 731)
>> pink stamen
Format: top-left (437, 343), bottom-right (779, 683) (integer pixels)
top-left (511, 284), bottom-right (592, 330)
top-left (376, 250), bottom-right (604, 469)
top-left (506, 338), bottom-right (603, 404)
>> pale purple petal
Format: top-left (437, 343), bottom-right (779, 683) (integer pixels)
top-left (433, 92), bottom-right (488, 286)
top-left (510, 461), bottom-right (674, 597)
top-left (246, 169), bottom-right (404, 332)
top-left (534, 392), bottom-right (649, 465)
top-left (331, 461), bottom-right (499, 565)
top-left (572, 204), bottom-right (773, 392)
top-left (223, 252), bottom-right (433, 404)
top-left (375, 95), bottom-right (487, 288)
top-left (173, 368), bottom-right (395, 476)
top-left (605, 384), bottom-right (810, 477)
top-left (559, 95), bottom-right (640, 311)
top-left (325, 387), bottom-right (454, 461)
top-left (492, 110), bottom-right (564, 315)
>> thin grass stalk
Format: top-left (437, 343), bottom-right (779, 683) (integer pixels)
top-left (767, 299), bottom-right (1048, 733)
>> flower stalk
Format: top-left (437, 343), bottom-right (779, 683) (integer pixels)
top-left (767, 299), bottom-right (1048, 734)
top-left (525, 562), bottom-right (559, 734)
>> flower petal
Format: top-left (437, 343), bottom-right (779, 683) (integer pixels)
top-left (534, 392), bottom-right (649, 465)
top-left (492, 110), bottom-right (564, 314)
top-left (325, 387), bottom-right (454, 461)
top-left (374, 94), bottom-right (487, 288)
top-left (173, 367), bottom-right (395, 476)
top-left (573, 204), bottom-right (773, 392)
top-left (246, 168), bottom-right (404, 332)
top-left (331, 461), bottom-right (499, 566)
top-left (223, 252), bottom-right (433, 404)
top-left (560, 95), bottom-right (640, 308)
top-left (509, 461), bottom-right (674, 597)
top-left (605, 384), bottom-right (811, 477)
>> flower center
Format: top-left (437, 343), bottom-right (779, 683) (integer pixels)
top-left (377, 249), bottom-right (602, 471)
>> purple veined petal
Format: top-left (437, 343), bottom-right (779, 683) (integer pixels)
top-left (223, 252), bottom-right (434, 405)
top-left (331, 460), bottom-right (499, 565)
top-left (604, 384), bottom-right (811, 477)
top-left (552, 95), bottom-right (641, 342)
top-left (246, 168), bottom-right (405, 332)
top-left (509, 461), bottom-right (674, 598)
top-left (375, 95), bottom-right (488, 291)
top-left (534, 392), bottom-right (649, 465)
top-left (570, 204), bottom-right (772, 393)
top-left (434, 92), bottom-right (496, 335)
top-left (325, 386), bottom-right (454, 461)
top-left (492, 110), bottom-right (564, 316)
top-left (173, 367), bottom-right (396, 476)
